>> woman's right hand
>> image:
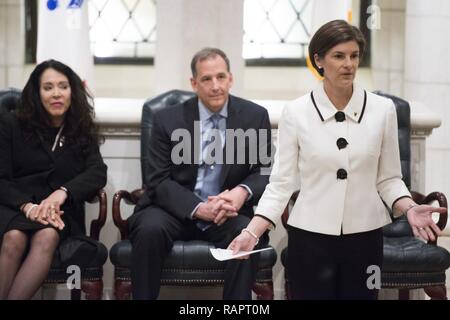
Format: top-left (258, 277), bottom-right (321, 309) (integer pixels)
top-left (227, 230), bottom-right (258, 259)
top-left (227, 216), bottom-right (272, 259)
top-left (24, 201), bottom-right (65, 230)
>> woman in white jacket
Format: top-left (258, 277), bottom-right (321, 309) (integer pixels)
top-left (227, 20), bottom-right (446, 300)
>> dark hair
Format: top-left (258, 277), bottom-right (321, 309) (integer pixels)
top-left (16, 59), bottom-right (102, 148)
top-left (190, 47), bottom-right (230, 77)
top-left (309, 20), bottom-right (366, 76)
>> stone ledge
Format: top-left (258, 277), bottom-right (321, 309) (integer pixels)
top-left (95, 98), bottom-right (441, 137)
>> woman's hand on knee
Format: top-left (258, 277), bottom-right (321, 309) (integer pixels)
top-left (30, 202), bottom-right (50, 225)
top-left (48, 213), bottom-right (65, 230)
top-left (43, 190), bottom-right (67, 209)
top-left (31, 201), bottom-right (65, 230)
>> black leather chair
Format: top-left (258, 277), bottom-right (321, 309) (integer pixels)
top-left (0, 87), bottom-right (22, 114)
top-left (281, 92), bottom-right (450, 300)
top-left (0, 87), bottom-right (109, 299)
top-left (110, 89), bottom-right (277, 300)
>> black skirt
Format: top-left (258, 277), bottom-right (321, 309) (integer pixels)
top-left (0, 204), bottom-right (68, 239)
top-left (1, 205), bottom-right (96, 268)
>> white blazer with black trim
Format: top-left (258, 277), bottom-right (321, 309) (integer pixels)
top-left (256, 83), bottom-right (411, 235)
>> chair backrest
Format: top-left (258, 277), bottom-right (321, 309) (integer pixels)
top-left (373, 91), bottom-right (411, 189)
top-left (140, 89), bottom-right (196, 185)
top-left (373, 92), bottom-right (414, 237)
top-left (0, 87), bottom-right (21, 114)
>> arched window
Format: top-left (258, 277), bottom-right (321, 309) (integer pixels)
top-left (243, 0), bottom-right (371, 66)
top-left (88, 0), bottom-right (156, 64)
top-left (25, 0), bottom-right (157, 65)
top-left (25, 0), bottom-right (371, 66)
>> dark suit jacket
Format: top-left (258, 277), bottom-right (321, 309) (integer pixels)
top-left (134, 95), bottom-right (272, 221)
top-left (0, 112), bottom-right (107, 236)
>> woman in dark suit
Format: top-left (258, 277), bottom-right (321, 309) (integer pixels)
top-left (0, 60), bottom-right (107, 299)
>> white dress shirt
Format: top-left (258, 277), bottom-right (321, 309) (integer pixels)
top-left (256, 83), bottom-right (411, 235)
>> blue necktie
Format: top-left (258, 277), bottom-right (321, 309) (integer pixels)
top-left (195, 114), bottom-right (223, 231)
top-left (203, 114), bottom-right (222, 165)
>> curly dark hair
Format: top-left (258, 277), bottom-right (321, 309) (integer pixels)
top-left (16, 59), bottom-right (102, 148)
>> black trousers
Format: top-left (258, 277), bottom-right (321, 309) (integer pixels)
top-left (287, 226), bottom-right (383, 300)
top-left (128, 206), bottom-right (268, 300)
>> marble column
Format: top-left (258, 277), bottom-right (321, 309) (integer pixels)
top-left (0, 0), bottom-right (25, 89)
top-left (0, 0), bottom-right (8, 88)
top-left (154, 0), bottom-right (244, 95)
top-left (370, 0), bottom-right (406, 96)
top-left (404, 0), bottom-right (450, 203)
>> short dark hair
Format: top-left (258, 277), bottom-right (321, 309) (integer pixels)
top-left (190, 47), bottom-right (230, 77)
top-left (17, 59), bottom-right (102, 148)
top-left (309, 20), bottom-right (366, 76)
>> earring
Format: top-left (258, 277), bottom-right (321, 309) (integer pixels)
top-left (318, 66), bottom-right (324, 76)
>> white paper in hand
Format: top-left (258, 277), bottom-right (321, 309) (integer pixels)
top-left (209, 247), bottom-right (273, 261)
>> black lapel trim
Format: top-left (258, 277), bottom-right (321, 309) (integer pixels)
top-left (310, 91), bottom-right (324, 122)
top-left (358, 90), bottom-right (367, 123)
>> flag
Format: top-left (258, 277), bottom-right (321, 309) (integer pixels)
top-left (307, 0), bottom-right (353, 79)
top-left (37, 0), bottom-right (94, 90)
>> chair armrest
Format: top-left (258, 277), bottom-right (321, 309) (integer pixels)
top-left (112, 188), bottom-right (145, 240)
top-left (86, 189), bottom-right (107, 241)
top-left (281, 191), bottom-right (300, 229)
top-left (412, 190), bottom-right (448, 244)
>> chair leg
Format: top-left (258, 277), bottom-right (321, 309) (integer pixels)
top-left (253, 281), bottom-right (274, 300)
top-left (114, 279), bottom-right (132, 300)
top-left (284, 280), bottom-right (292, 300)
top-left (398, 289), bottom-right (410, 300)
top-left (71, 288), bottom-right (82, 300)
top-left (81, 280), bottom-right (103, 300)
top-left (424, 285), bottom-right (447, 300)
